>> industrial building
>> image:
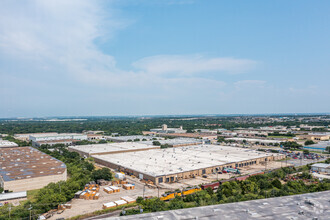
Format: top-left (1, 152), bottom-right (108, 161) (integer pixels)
top-left (29, 133), bottom-right (88, 147)
top-left (0, 147), bottom-right (67, 192)
top-left (140, 138), bottom-right (203, 147)
top-left (68, 142), bottom-right (160, 157)
top-left (87, 134), bottom-right (105, 142)
top-left (0, 140), bottom-right (18, 148)
top-left (311, 163), bottom-right (330, 174)
top-left (92, 145), bottom-right (284, 184)
top-left (225, 137), bottom-right (282, 145)
top-left (113, 191), bottom-right (330, 220)
top-left (106, 135), bottom-right (162, 143)
top-left (150, 124), bottom-right (187, 134)
top-left (32, 139), bottom-right (80, 147)
top-left (298, 134), bottom-right (330, 142)
top-left (13, 132), bottom-right (58, 142)
top-left (158, 132), bottom-right (218, 141)
top-left (0, 191), bottom-right (27, 202)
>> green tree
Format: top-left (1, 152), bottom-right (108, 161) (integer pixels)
top-left (217, 136), bottom-right (225, 143)
top-left (326, 146), bottom-right (330, 154)
top-left (141, 198), bottom-right (166, 212)
top-left (161, 144), bottom-right (170, 149)
top-left (91, 168), bottom-right (113, 181)
top-left (271, 179), bottom-right (282, 189)
top-left (303, 149), bottom-right (310, 154)
top-left (152, 141), bottom-right (161, 146)
top-left (98, 139), bottom-right (107, 144)
top-left (304, 140), bottom-right (315, 146)
top-left (136, 196), bottom-right (144, 204)
top-left (205, 187), bottom-right (214, 196)
top-left (168, 196), bottom-right (185, 210)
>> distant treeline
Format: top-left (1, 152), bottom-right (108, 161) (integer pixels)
top-left (0, 116), bottom-right (329, 136)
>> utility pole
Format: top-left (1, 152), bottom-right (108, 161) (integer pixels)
top-left (158, 186), bottom-right (160, 198)
top-left (29, 205), bottom-right (32, 220)
top-left (286, 154), bottom-right (288, 166)
top-left (143, 184), bottom-right (145, 199)
top-left (8, 204), bottom-right (11, 219)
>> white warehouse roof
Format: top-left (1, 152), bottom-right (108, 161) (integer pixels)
top-left (93, 144), bottom-right (280, 177)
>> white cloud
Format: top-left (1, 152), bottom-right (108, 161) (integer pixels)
top-left (133, 55), bottom-right (257, 75)
top-left (0, 0), bottom-right (260, 117)
top-left (0, 0), bottom-right (257, 88)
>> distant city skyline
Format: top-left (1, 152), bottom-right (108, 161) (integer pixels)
top-left (1, 0), bottom-right (330, 118)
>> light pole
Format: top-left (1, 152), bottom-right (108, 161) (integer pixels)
top-left (143, 184), bottom-right (145, 199)
top-left (8, 204), bottom-right (11, 219)
top-left (29, 205), bottom-right (32, 220)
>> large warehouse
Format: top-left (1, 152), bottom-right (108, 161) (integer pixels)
top-left (0, 140), bottom-right (18, 148)
top-left (0, 147), bottom-right (67, 192)
top-left (68, 142), bottom-right (160, 157)
top-left (92, 145), bottom-right (285, 184)
top-left (140, 138), bottom-right (203, 148)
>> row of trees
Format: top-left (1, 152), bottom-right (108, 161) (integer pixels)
top-left (123, 167), bottom-right (330, 216)
top-left (280, 141), bottom-right (303, 150)
top-left (0, 147), bottom-right (113, 220)
top-left (0, 116), bottom-right (328, 136)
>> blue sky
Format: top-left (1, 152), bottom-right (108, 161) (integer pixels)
top-left (1, 0), bottom-right (329, 118)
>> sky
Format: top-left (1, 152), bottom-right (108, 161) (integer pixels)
top-left (0, 0), bottom-right (330, 118)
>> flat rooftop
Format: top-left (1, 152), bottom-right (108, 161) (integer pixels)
top-left (112, 191), bottom-right (330, 220)
top-left (14, 132), bottom-right (58, 137)
top-left (225, 137), bottom-right (282, 144)
top-left (107, 135), bottom-right (163, 142)
top-left (68, 142), bottom-right (160, 155)
top-left (0, 140), bottom-right (18, 148)
top-left (140, 138), bottom-right (203, 146)
top-left (29, 133), bottom-right (84, 138)
top-left (159, 133), bottom-right (217, 138)
top-left (93, 145), bottom-right (277, 177)
top-left (0, 147), bottom-right (66, 182)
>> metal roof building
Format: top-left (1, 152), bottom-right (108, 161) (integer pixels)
top-left (0, 140), bottom-right (18, 148)
top-left (311, 163), bottom-right (330, 174)
top-left (111, 191), bottom-right (330, 220)
top-left (0, 147), bottom-right (67, 192)
top-left (68, 142), bottom-right (160, 157)
top-left (93, 145), bottom-right (284, 184)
